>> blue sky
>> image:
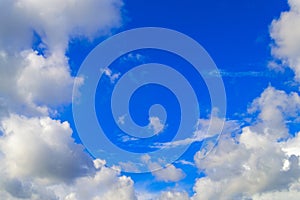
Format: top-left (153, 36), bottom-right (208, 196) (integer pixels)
top-left (1, 0), bottom-right (300, 199)
top-left (65, 0), bottom-right (298, 197)
top-left (67, 0), bottom-right (291, 117)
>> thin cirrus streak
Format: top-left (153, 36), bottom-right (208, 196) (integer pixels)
top-left (208, 69), bottom-right (277, 78)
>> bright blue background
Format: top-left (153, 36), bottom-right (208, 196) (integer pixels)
top-left (59, 0), bottom-right (292, 195)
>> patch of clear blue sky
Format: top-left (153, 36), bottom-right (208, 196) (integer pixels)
top-left (59, 0), bottom-right (292, 195)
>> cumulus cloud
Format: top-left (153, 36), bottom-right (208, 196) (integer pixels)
top-left (0, 115), bottom-right (93, 182)
top-left (251, 185), bottom-right (300, 200)
top-left (0, 0), bottom-right (138, 199)
top-left (2, 0), bottom-right (300, 199)
top-left (0, 0), bottom-right (123, 52)
top-left (0, 0), bottom-right (123, 115)
top-left (151, 164), bottom-right (186, 182)
top-left (141, 154), bottom-right (186, 182)
top-left (0, 115), bottom-right (136, 200)
top-left (158, 191), bottom-right (190, 200)
top-left (148, 116), bottom-right (165, 135)
top-left (18, 51), bottom-right (74, 107)
top-left (136, 190), bottom-right (190, 200)
top-left (283, 132), bottom-right (300, 156)
top-left (57, 160), bottom-right (136, 200)
top-left (192, 86), bottom-right (300, 200)
top-left (248, 86), bottom-right (300, 140)
top-left (270, 0), bottom-right (300, 81)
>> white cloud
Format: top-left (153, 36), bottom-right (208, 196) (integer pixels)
top-left (141, 154), bottom-right (186, 182)
top-left (248, 86), bottom-right (300, 140)
top-left (18, 50), bottom-right (74, 108)
top-left (0, 50), bottom-right (50, 116)
top-left (58, 160), bottom-right (136, 200)
top-left (0, 0), bottom-right (123, 116)
top-left (72, 76), bottom-right (85, 104)
top-left (158, 191), bottom-right (190, 200)
top-left (194, 116), bottom-right (240, 142)
top-left (282, 131), bottom-right (300, 156)
top-left (3, 0), bottom-right (300, 199)
top-left (270, 0), bottom-right (300, 81)
top-left (119, 53), bottom-right (146, 63)
top-left (192, 86), bottom-right (300, 200)
top-left (0, 115), bottom-right (137, 200)
top-left (136, 191), bottom-right (158, 200)
top-left (152, 117), bottom-right (239, 155)
top-left (142, 89), bottom-right (300, 199)
top-left (151, 164), bottom-right (186, 182)
top-left (0, 49), bottom-right (77, 116)
top-left (0, 0), bottom-right (123, 52)
top-left (252, 186), bottom-right (300, 200)
top-left (102, 68), bottom-right (121, 83)
top-left (0, 114), bottom-right (93, 182)
top-left (118, 161), bottom-right (141, 173)
top-left (141, 154), bottom-right (151, 163)
top-left (137, 190), bottom-right (190, 200)
top-left (0, 1), bottom-right (138, 199)
top-left (148, 116), bottom-right (165, 135)
top-left (175, 160), bottom-right (195, 167)
top-left (209, 69), bottom-right (272, 78)
top-left (117, 114), bottom-right (126, 125)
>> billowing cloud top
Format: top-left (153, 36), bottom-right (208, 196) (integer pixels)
top-left (1, 0), bottom-right (300, 200)
top-left (0, 0), bottom-right (138, 199)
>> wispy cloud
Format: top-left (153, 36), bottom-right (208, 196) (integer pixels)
top-left (208, 69), bottom-right (275, 78)
top-left (152, 117), bottom-right (241, 150)
top-left (119, 53), bottom-right (146, 64)
top-left (102, 68), bottom-right (121, 83)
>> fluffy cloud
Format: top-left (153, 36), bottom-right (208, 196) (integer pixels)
top-left (151, 164), bottom-right (186, 182)
top-left (251, 187), bottom-right (300, 200)
top-left (0, 0), bottom-right (138, 199)
top-left (141, 154), bottom-right (186, 182)
top-left (0, 0), bottom-right (123, 116)
top-left (0, 115), bottom-right (136, 200)
top-left (57, 160), bottom-right (136, 200)
top-left (2, 0), bottom-right (300, 199)
top-left (192, 86), bottom-right (300, 199)
top-left (148, 116), bottom-right (165, 135)
top-left (248, 86), bottom-right (300, 140)
top-left (0, 49), bottom-right (79, 116)
top-left (0, 0), bottom-right (123, 51)
top-left (270, 0), bottom-right (300, 81)
top-left (0, 115), bottom-right (93, 182)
